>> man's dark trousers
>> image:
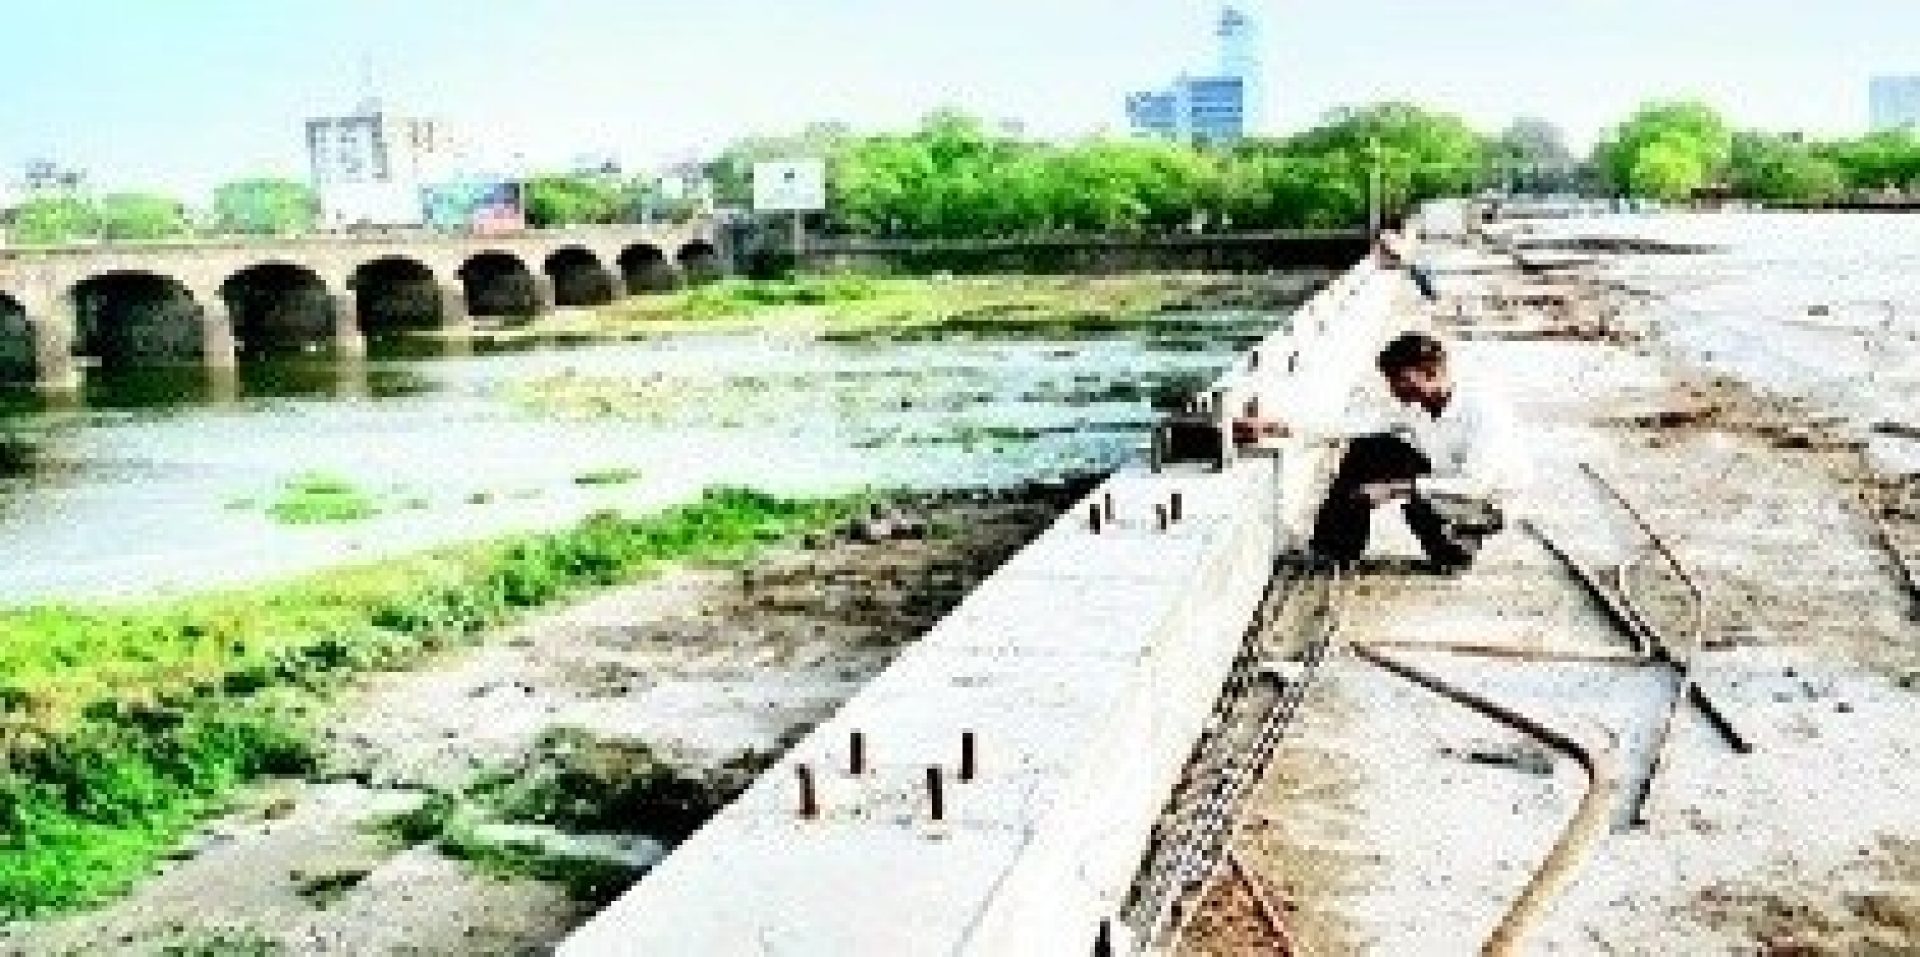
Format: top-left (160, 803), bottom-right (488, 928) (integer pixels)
top-left (1308, 433), bottom-right (1476, 566)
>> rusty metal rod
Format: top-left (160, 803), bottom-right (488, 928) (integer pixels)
top-left (1520, 518), bottom-right (1649, 657)
top-left (1579, 463), bottom-right (1747, 827)
top-left (1362, 639), bottom-right (1644, 666)
top-left (926, 766), bottom-right (945, 822)
top-left (1614, 553), bottom-right (1752, 755)
top-left (1864, 493), bottom-right (1920, 617)
top-left (796, 765), bottom-right (818, 819)
top-left (1356, 644), bottom-right (1617, 957)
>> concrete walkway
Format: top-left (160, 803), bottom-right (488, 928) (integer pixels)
top-left (1186, 233), bottom-right (1920, 955)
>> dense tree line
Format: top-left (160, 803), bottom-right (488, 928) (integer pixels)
top-left (1594, 101), bottom-right (1920, 203)
top-left (8, 101), bottom-right (1919, 246)
top-left (7, 179), bottom-right (318, 244)
top-left (710, 104), bottom-right (1489, 238)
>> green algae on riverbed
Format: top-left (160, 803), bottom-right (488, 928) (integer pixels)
top-left (469, 274), bottom-right (1297, 342)
top-left (266, 474), bottom-right (384, 525)
top-left (0, 487), bottom-right (863, 919)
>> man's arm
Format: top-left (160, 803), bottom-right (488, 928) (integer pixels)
top-left (1233, 387), bottom-right (1393, 447)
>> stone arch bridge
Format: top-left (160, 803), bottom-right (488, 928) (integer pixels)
top-left (0, 223), bottom-right (725, 389)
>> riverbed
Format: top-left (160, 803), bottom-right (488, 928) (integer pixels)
top-left (0, 274), bottom-right (1327, 603)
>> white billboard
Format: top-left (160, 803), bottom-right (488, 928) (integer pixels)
top-left (320, 181), bottom-right (426, 229)
top-left (753, 159), bottom-right (827, 213)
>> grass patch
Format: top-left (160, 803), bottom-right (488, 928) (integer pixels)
top-left (0, 486), bottom-right (862, 919)
top-left (264, 474), bottom-right (381, 526)
top-left (601, 275), bottom-right (1192, 331)
top-left (572, 468), bottom-right (642, 487)
top-left (676, 275), bottom-right (882, 319)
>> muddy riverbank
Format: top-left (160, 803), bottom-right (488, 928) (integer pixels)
top-left (5, 476), bottom-right (1095, 955)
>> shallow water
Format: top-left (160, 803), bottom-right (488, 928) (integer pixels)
top-left (0, 302), bottom-right (1296, 602)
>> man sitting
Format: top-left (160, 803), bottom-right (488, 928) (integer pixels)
top-left (1237, 332), bottom-right (1527, 572)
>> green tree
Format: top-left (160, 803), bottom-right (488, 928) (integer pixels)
top-left (212, 178), bottom-right (318, 235)
top-left (96, 193), bottom-right (190, 241)
top-left (525, 175), bottom-right (630, 227)
top-left (1282, 103), bottom-right (1488, 201)
top-left (1628, 140), bottom-right (1708, 201)
top-left (9, 196), bottom-right (99, 244)
top-left (1495, 118), bottom-right (1583, 193)
top-left (1822, 129), bottom-right (1920, 193)
top-left (1728, 133), bottom-right (1847, 205)
top-left (1594, 101), bottom-right (1732, 197)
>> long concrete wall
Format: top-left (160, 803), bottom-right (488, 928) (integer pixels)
top-left (560, 258), bottom-right (1405, 956)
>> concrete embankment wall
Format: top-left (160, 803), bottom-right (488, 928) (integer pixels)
top-left (560, 259), bottom-right (1405, 956)
top-left (749, 231), bottom-right (1373, 277)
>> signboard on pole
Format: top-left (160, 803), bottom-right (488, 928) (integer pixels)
top-left (752, 159), bottom-right (827, 213)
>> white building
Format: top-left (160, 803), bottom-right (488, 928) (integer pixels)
top-left (1869, 75), bottom-right (1920, 132)
top-left (306, 101), bottom-right (455, 228)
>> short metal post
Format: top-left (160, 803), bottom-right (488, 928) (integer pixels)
top-left (927, 767), bottom-right (945, 821)
top-left (1156, 504), bottom-right (1169, 532)
top-left (1102, 491), bottom-right (1115, 520)
top-left (849, 731), bottom-right (865, 776)
top-left (1170, 492), bottom-right (1184, 523)
top-left (1089, 503), bottom-right (1104, 534)
top-left (797, 765), bottom-right (818, 819)
top-left (960, 731), bottom-right (976, 782)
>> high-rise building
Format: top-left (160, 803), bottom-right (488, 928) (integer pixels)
top-left (1127, 76), bottom-right (1247, 145)
top-left (1125, 5), bottom-right (1260, 145)
top-left (1870, 75), bottom-right (1920, 131)
top-left (306, 99), bottom-right (455, 228)
top-left (1217, 5), bottom-right (1264, 130)
top-left (1125, 89), bottom-right (1183, 140)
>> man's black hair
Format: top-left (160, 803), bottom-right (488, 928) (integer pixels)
top-left (1376, 332), bottom-right (1447, 375)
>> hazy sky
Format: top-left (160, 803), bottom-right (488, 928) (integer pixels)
top-left (2, 0), bottom-right (1913, 200)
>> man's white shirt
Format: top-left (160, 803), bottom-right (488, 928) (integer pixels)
top-left (1293, 382), bottom-right (1532, 505)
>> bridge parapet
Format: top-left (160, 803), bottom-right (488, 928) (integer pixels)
top-left (0, 222), bottom-right (724, 389)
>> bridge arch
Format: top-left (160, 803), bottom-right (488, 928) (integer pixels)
top-left (351, 256), bottom-right (445, 335)
top-left (70, 271), bottom-right (208, 370)
top-left (220, 262), bottom-right (338, 356)
top-left (0, 291), bottom-right (30, 385)
top-left (542, 246), bottom-right (617, 307)
top-left (675, 240), bottom-right (724, 285)
top-left (459, 251), bottom-right (540, 319)
top-left (618, 243), bottom-right (679, 293)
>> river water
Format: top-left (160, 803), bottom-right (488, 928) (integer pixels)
top-left (0, 293), bottom-right (1311, 603)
